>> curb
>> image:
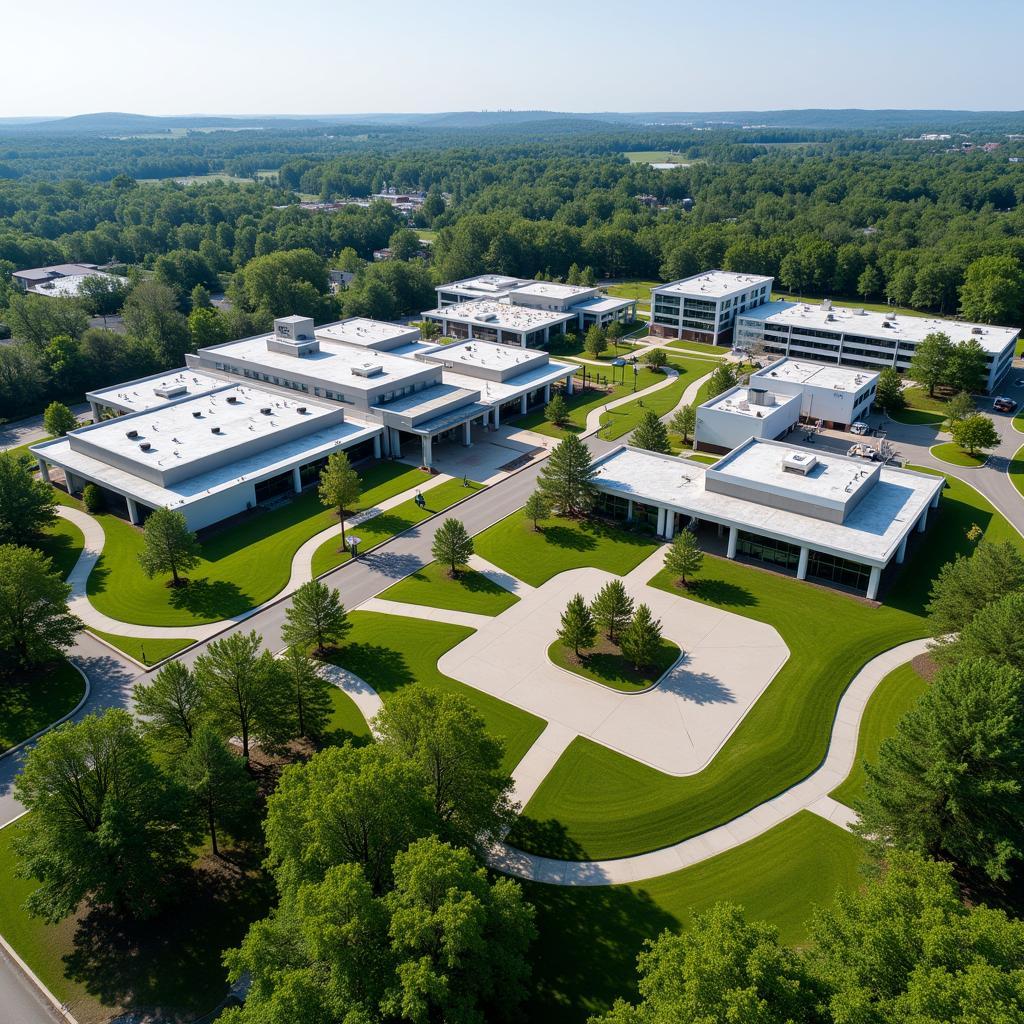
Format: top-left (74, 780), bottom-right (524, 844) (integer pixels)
top-left (0, 661), bottom-right (91, 761)
top-left (0, 931), bottom-right (78, 1023)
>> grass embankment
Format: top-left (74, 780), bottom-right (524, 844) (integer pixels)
top-left (830, 662), bottom-right (929, 809)
top-left (379, 560), bottom-right (519, 616)
top-left (474, 511), bottom-right (658, 588)
top-left (0, 660), bottom-right (85, 750)
top-left (326, 612), bottom-right (545, 773)
top-left (930, 442), bottom-right (987, 468)
top-left (309, 478), bottom-right (484, 577)
top-left (548, 638), bottom-right (681, 693)
top-left (512, 470), bottom-right (1015, 860)
top-left (526, 812), bottom-right (865, 1023)
top-left (85, 463), bottom-right (434, 627)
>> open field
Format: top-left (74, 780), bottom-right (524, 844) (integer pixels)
top-left (621, 152), bottom-right (691, 165)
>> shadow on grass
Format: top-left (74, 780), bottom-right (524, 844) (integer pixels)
top-left (321, 725), bottom-right (371, 749)
top-left (327, 642), bottom-right (414, 695)
top-left (539, 525), bottom-right (598, 553)
top-left (168, 578), bottom-right (251, 620)
top-left (33, 529), bottom-right (82, 580)
top-left (690, 577), bottom-right (758, 608)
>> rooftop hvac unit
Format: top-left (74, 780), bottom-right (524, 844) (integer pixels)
top-left (781, 451), bottom-right (818, 475)
top-left (126, 429), bottom-right (139, 439)
top-left (226, 395), bottom-right (240, 404)
top-left (192, 410), bottom-right (202, 418)
top-left (261, 407), bottom-right (272, 415)
top-left (971, 326), bottom-right (984, 334)
top-left (211, 426), bottom-right (222, 434)
top-left (139, 441), bottom-right (152, 451)
top-left (296, 406), bottom-right (307, 414)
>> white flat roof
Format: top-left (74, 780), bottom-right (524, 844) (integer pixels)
top-left (572, 294), bottom-right (635, 313)
top-left (753, 358), bottom-right (877, 392)
top-left (29, 272), bottom-right (126, 298)
top-left (703, 385), bottom-right (801, 418)
top-left (740, 301), bottom-right (1020, 355)
top-left (655, 271), bottom-right (774, 299)
top-left (424, 299), bottom-right (575, 332)
top-left (315, 317), bottom-right (420, 348)
top-left (511, 282), bottom-right (595, 301)
top-left (592, 443), bottom-right (943, 565)
top-left (88, 368), bottom-right (228, 412)
top-left (427, 338), bottom-right (544, 371)
top-left (440, 361), bottom-right (575, 406)
top-left (439, 274), bottom-right (531, 296)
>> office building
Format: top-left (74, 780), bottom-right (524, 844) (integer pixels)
top-left (649, 271), bottom-right (774, 344)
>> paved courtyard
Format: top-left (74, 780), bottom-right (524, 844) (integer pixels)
top-left (436, 550), bottom-right (789, 776)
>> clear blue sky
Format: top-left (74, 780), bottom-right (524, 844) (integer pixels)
top-left (5, 0), bottom-right (1023, 116)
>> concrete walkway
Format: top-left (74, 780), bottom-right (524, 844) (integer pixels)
top-left (358, 596), bottom-right (495, 631)
top-left (317, 662), bottom-right (383, 733)
top-left (583, 366), bottom-right (681, 434)
top-left (466, 553), bottom-right (536, 596)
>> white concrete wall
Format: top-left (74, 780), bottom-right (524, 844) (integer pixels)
top-left (180, 482), bottom-right (258, 531)
top-left (695, 398), bottom-right (799, 452)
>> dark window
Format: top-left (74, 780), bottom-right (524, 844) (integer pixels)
top-left (807, 551), bottom-right (871, 591)
top-left (737, 531), bottom-right (800, 571)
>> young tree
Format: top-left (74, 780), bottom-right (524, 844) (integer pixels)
top-left (945, 338), bottom-right (988, 394)
top-left (620, 603), bottom-right (663, 671)
top-left (926, 539), bottom-right (1024, 636)
top-left (179, 722), bottom-right (257, 858)
top-left (704, 362), bottom-right (738, 400)
top-left (669, 403), bottom-right (696, 445)
top-left (281, 579), bottom-right (350, 655)
top-left (558, 593), bottom-right (596, 657)
top-left (132, 660), bottom-right (206, 755)
top-left (523, 490), bottom-right (550, 531)
top-left (642, 347), bottom-right (668, 369)
top-left (950, 413), bottom-right (999, 456)
top-left (874, 367), bottom-right (905, 413)
top-left (278, 645), bottom-right (333, 740)
top-left (537, 433), bottom-right (596, 517)
top-left (945, 390), bottom-right (976, 423)
top-left (13, 710), bottom-right (198, 922)
top-left (190, 283), bottom-right (212, 310)
top-left (544, 391), bottom-right (570, 427)
top-left (584, 325), bottom-right (607, 359)
top-left (857, 264), bottom-right (883, 300)
top-left (0, 545), bottom-right (81, 669)
top-left (590, 579), bottom-right (634, 643)
top-left (431, 517), bottom-right (474, 577)
top-left (907, 331), bottom-right (953, 396)
top-left (374, 688), bottom-right (515, 851)
top-left (664, 529), bottom-right (704, 588)
top-left (187, 305), bottom-right (230, 349)
top-left (854, 658), bottom-right (1024, 883)
top-left (606, 320), bottom-right (624, 351)
top-left (318, 450), bottom-right (361, 549)
top-left (42, 401), bottom-right (78, 437)
top-left (0, 449), bottom-right (57, 544)
top-left (593, 903), bottom-right (818, 1024)
top-left (630, 409), bottom-right (672, 454)
top-left (137, 506), bottom-right (201, 587)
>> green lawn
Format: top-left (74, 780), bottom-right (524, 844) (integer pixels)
top-left (546, 335), bottom-right (641, 360)
top-left (379, 560), bottom-right (519, 616)
top-left (0, 818), bottom-right (271, 1024)
top-left (88, 631), bottom-right (194, 666)
top-left (686, 453), bottom-right (720, 464)
top-left (326, 612), bottom-right (545, 773)
top-left (526, 812), bottom-right (865, 1023)
top-left (1010, 444), bottom-right (1024, 498)
top-left (511, 469), bottom-right (1015, 860)
top-left (548, 638), bottom-right (681, 692)
top-left (310, 478), bottom-right (484, 577)
top-left (830, 663), bottom-right (929, 809)
top-left (0, 660), bottom-right (85, 750)
top-left (85, 463), bottom-right (435, 627)
top-left (324, 686), bottom-right (373, 747)
top-left (930, 441), bottom-right (987, 467)
top-left (663, 341), bottom-right (729, 357)
top-left (474, 511), bottom-right (659, 588)
top-left (693, 363), bottom-right (758, 405)
top-left (888, 386), bottom-right (949, 425)
top-left (36, 514), bottom-right (85, 580)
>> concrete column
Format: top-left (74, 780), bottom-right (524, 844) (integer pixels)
top-left (483, 410), bottom-right (490, 428)
top-left (656, 506), bottom-right (667, 536)
top-left (89, 401), bottom-right (100, 422)
top-left (797, 546), bottom-right (809, 581)
top-left (65, 471), bottom-right (80, 494)
top-left (930, 488), bottom-right (941, 510)
top-left (292, 466), bottom-right (302, 493)
top-left (37, 459), bottom-right (50, 483)
top-left (566, 374), bottom-right (574, 396)
top-left (421, 434), bottom-right (432, 468)
top-left (381, 429), bottom-right (391, 457)
top-left (866, 565), bottom-right (882, 601)
top-left (544, 325), bottom-right (550, 344)
top-left (391, 429), bottom-right (402, 459)
top-left (917, 508), bottom-right (928, 534)
top-left (896, 534), bottom-right (908, 564)
top-left (664, 511), bottom-right (676, 541)
top-left (726, 526), bottom-right (738, 559)
top-left (126, 497), bottom-right (140, 525)
top-left (626, 499), bottom-right (634, 522)
top-left (462, 421), bottom-right (472, 447)
top-left (520, 394), bottom-right (528, 415)
top-left (373, 434), bottom-right (382, 459)
top-left (717, 523), bottom-right (725, 538)
top-left (544, 383), bottom-right (551, 403)
top-left (493, 404), bottom-right (501, 429)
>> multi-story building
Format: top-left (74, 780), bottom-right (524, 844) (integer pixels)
top-left (649, 271), bottom-right (774, 344)
top-left (735, 300), bottom-right (1019, 393)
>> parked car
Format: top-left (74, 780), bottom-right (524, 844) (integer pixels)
top-left (847, 443), bottom-right (878, 460)
top-left (849, 422), bottom-right (869, 435)
top-left (993, 397), bottom-right (1017, 413)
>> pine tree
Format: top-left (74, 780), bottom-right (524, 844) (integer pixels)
top-left (137, 507), bottom-right (201, 587)
top-left (545, 392), bottom-right (570, 426)
top-left (590, 579), bottom-right (634, 643)
top-left (281, 579), bottom-right (350, 654)
top-left (630, 410), bottom-right (672, 454)
top-left (664, 530), bottom-right (704, 588)
top-left (620, 603), bottom-right (663, 671)
top-left (431, 518), bottom-right (474, 577)
top-left (537, 434), bottom-right (596, 517)
top-left (319, 450), bottom-right (361, 549)
top-left (669, 403), bottom-right (696, 444)
top-left (558, 593), bottom-right (596, 657)
top-left (523, 490), bottom-right (550, 531)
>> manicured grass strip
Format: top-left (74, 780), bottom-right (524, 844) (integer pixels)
top-left (85, 462), bottom-right (435, 627)
top-left (830, 663), bottom-right (929, 809)
top-left (662, 342), bottom-right (729, 357)
top-left (598, 358), bottom-right (715, 440)
top-left (525, 812), bottom-right (865, 1023)
top-left (380, 560), bottom-right (519, 616)
top-left (324, 686), bottom-right (372, 747)
top-left (0, 660), bottom-right (85, 750)
top-left (474, 511), bottom-right (658, 589)
top-left (930, 442), bottom-right (987, 467)
top-left (548, 638), bottom-right (681, 692)
top-left (687, 453), bottom-right (720, 464)
top-left (326, 612), bottom-right (545, 773)
top-left (888, 386), bottom-right (949, 425)
top-left (310, 478), bottom-right (484, 578)
top-left (35, 514), bottom-right (85, 580)
top-left (1010, 444), bottom-right (1024, 497)
top-left (513, 469), bottom-right (1015, 860)
top-left (89, 631), bottom-right (194, 666)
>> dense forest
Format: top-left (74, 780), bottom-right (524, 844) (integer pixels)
top-left (1, 122), bottom-right (1023, 419)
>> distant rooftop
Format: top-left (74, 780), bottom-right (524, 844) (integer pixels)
top-left (423, 298), bottom-right (575, 331)
top-left (753, 358), bottom-right (878, 392)
top-left (512, 282), bottom-right (595, 301)
top-left (655, 271), bottom-right (774, 299)
top-left (316, 317), bottom-right (420, 348)
top-left (702, 385), bottom-right (801, 418)
top-left (439, 274), bottom-right (531, 296)
top-left (88, 367), bottom-right (227, 413)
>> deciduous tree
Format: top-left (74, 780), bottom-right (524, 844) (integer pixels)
top-left (664, 529), bottom-right (704, 588)
top-left (907, 331), bottom-right (953, 397)
top-left (431, 517), bottom-right (474, 577)
top-left (874, 367), bottom-right (905, 413)
top-left (951, 413), bottom-right (998, 456)
top-left (278, 645), bottom-right (334, 739)
top-left (0, 449), bottom-right (56, 544)
top-left (945, 389), bottom-right (976, 423)
top-left (42, 400), bottom-right (77, 437)
top-left (132, 659), bottom-right (206, 755)
top-left (669, 403), bottom-right (696, 444)
top-left (137, 506), bottom-right (201, 587)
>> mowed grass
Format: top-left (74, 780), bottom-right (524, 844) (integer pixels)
top-left (379, 560), bottom-right (519, 616)
top-left (525, 813), bottom-right (865, 1023)
top-left (0, 660), bottom-right (85, 750)
top-left (548, 637), bottom-right (681, 693)
top-left (931, 441), bottom-right (987, 467)
top-left (830, 662), bottom-right (929, 808)
top-left (474, 510), bottom-right (659, 588)
top-left (35, 514), bottom-right (85, 580)
top-left (1010, 444), bottom-right (1024, 498)
top-left (310, 478), bottom-right (484, 577)
top-left (86, 462), bottom-right (434, 627)
top-left (512, 470), bottom-right (1014, 859)
top-left (325, 612), bottom-right (545, 773)
top-left (324, 687), bottom-right (372, 747)
top-left (888, 386), bottom-right (950, 425)
top-left (88, 631), bottom-right (194, 666)
top-left (663, 341), bottom-right (729, 358)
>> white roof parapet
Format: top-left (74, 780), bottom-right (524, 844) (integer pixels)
top-left (654, 271), bottom-right (774, 300)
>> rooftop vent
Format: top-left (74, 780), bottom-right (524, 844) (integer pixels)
top-left (153, 383), bottom-right (187, 399)
top-left (781, 451), bottom-right (818, 475)
top-left (226, 395), bottom-right (240, 404)
top-left (126, 429), bottom-right (139, 439)
top-left (139, 441), bottom-right (152, 452)
top-left (352, 363), bottom-right (384, 378)
top-left (192, 410), bottom-right (202, 418)
top-left (971, 326), bottom-right (984, 335)
top-left (296, 406), bottom-right (307, 414)
top-left (261, 407), bottom-right (272, 415)
top-left (211, 426), bottom-right (222, 434)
